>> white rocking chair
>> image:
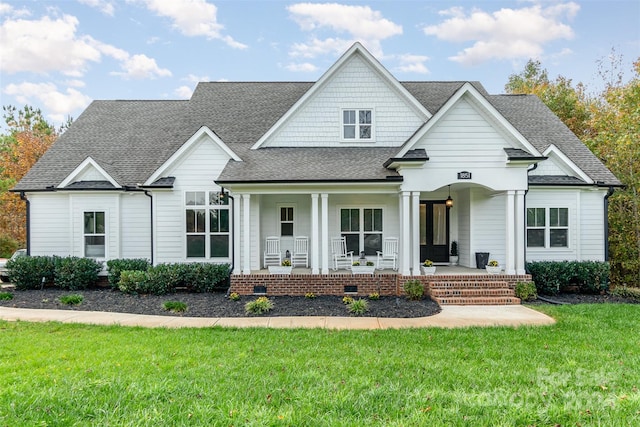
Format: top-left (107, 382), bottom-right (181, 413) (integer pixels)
top-left (376, 237), bottom-right (399, 270)
top-left (263, 236), bottom-right (282, 267)
top-left (291, 236), bottom-right (309, 268)
top-left (331, 236), bottom-right (354, 270)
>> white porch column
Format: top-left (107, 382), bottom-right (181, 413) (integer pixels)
top-left (321, 193), bottom-right (329, 274)
top-left (400, 191), bottom-right (411, 276)
top-left (311, 193), bottom-right (320, 274)
top-left (232, 193), bottom-right (241, 275)
top-left (411, 191), bottom-right (421, 275)
top-left (515, 190), bottom-right (526, 274)
top-left (505, 190), bottom-right (516, 275)
top-left (242, 193), bottom-right (251, 275)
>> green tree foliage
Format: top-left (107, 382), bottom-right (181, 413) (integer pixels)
top-left (507, 56), bottom-right (640, 286)
top-left (0, 106), bottom-right (62, 247)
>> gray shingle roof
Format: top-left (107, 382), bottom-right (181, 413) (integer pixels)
top-left (529, 175), bottom-right (587, 185)
top-left (14, 80), bottom-right (620, 191)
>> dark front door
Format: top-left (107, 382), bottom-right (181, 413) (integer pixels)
top-left (420, 201), bottom-right (450, 263)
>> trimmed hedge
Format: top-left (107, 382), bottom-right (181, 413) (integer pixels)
top-left (54, 256), bottom-right (103, 290)
top-left (526, 261), bottom-right (609, 295)
top-left (6, 256), bottom-right (55, 290)
top-left (106, 258), bottom-right (151, 289)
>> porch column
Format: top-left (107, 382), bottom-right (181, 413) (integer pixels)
top-left (232, 192), bottom-right (241, 275)
top-left (242, 193), bottom-right (251, 275)
top-left (311, 193), bottom-right (320, 274)
top-left (400, 191), bottom-right (411, 276)
top-left (321, 193), bottom-right (329, 274)
top-left (505, 190), bottom-right (516, 275)
top-left (411, 192), bottom-right (421, 275)
top-left (515, 190), bottom-right (526, 274)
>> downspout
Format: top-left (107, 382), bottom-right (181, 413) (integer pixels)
top-left (19, 192), bottom-right (30, 256)
top-left (604, 186), bottom-right (615, 261)
top-left (143, 190), bottom-right (154, 265)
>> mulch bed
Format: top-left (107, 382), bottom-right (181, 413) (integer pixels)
top-left (0, 288), bottom-right (441, 318)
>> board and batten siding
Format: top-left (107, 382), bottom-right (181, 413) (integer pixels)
top-left (28, 193), bottom-right (71, 256)
top-left (264, 54), bottom-right (424, 147)
top-left (153, 133), bottom-right (232, 264)
top-left (526, 188), bottom-right (606, 262)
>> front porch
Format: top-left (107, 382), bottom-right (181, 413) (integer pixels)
top-left (229, 266), bottom-right (532, 305)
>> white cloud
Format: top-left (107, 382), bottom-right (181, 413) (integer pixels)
top-left (284, 62), bottom-right (318, 72)
top-left (78, 0), bottom-right (115, 16)
top-left (135, 0), bottom-right (247, 49)
top-left (65, 79), bottom-right (86, 88)
top-left (111, 54), bottom-right (172, 79)
top-left (287, 3), bottom-right (402, 58)
top-left (394, 54), bottom-right (430, 74)
top-left (4, 82), bottom-right (92, 122)
top-left (423, 2), bottom-right (580, 65)
top-left (174, 85), bottom-right (193, 98)
top-left (0, 2), bottom-right (30, 17)
top-left (183, 74), bottom-right (210, 84)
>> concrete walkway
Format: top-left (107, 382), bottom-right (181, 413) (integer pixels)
top-left (0, 305), bottom-right (555, 329)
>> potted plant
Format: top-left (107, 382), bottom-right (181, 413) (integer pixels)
top-left (268, 258), bottom-right (293, 275)
top-left (449, 241), bottom-right (459, 266)
top-left (485, 260), bottom-right (501, 274)
top-left (421, 259), bottom-right (436, 275)
top-left (351, 260), bottom-right (375, 275)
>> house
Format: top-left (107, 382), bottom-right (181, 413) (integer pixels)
top-left (13, 43), bottom-right (620, 297)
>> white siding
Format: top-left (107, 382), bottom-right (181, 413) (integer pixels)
top-left (74, 165), bottom-right (108, 182)
top-left (120, 193), bottom-right (151, 259)
top-left (457, 188), bottom-right (471, 267)
top-left (580, 190), bottom-right (606, 260)
top-left (470, 188), bottom-right (506, 266)
top-left (265, 54), bottom-right (424, 147)
top-left (29, 193), bottom-right (70, 256)
top-left (530, 157), bottom-right (569, 176)
top-left (69, 194), bottom-right (119, 259)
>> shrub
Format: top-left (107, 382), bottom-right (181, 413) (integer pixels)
top-left (515, 282), bottom-right (537, 301)
top-left (245, 296), bottom-right (274, 315)
top-left (228, 292), bottom-right (240, 301)
top-left (526, 261), bottom-right (610, 295)
top-left (118, 270), bottom-right (150, 294)
top-left (106, 258), bottom-right (150, 289)
top-left (7, 256), bottom-right (55, 290)
top-left (0, 235), bottom-right (19, 258)
top-left (610, 286), bottom-right (640, 301)
top-left (368, 292), bottom-right (380, 300)
top-left (403, 279), bottom-right (424, 300)
top-left (54, 257), bottom-right (103, 290)
top-left (182, 263), bottom-right (231, 293)
top-left (163, 300), bottom-right (188, 313)
top-left (347, 298), bottom-right (369, 316)
top-left (59, 294), bottom-right (83, 305)
top-left (0, 292), bottom-right (13, 301)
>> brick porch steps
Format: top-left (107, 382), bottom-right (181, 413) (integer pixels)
top-left (430, 281), bottom-right (521, 306)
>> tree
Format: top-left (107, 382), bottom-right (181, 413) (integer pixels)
top-left (0, 106), bottom-right (60, 249)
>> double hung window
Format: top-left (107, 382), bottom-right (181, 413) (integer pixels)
top-left (340, 208), bottom-right (383, 255)
top-left (527, 207), bottom-right (568, 248)
top-left (186, 191), bottom-right (230, 258)
top-left (84, 211), bottom-right (105, 258)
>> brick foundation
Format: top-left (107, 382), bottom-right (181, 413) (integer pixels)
top-left (229, 273), bottom-right (532, 297)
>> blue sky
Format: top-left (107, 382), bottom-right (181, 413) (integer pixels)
top-left (1, 0), bottom-right (639, 125)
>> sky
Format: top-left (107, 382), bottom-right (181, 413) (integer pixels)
top-left (1, 0), bottom-right (639, 126)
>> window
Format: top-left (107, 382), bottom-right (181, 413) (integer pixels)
top-left (340, 208), bottom-right (383, 255)
top-left (527, 207), bottom-right (568, 248)
top-left (343, 109), bottom-right (372, 140)
top-left (280, 207), bottom-right (294, 236)
top-left (84, 211), bottom-right (105, 257)
top-left (185, 191), bottom-right (230, 258)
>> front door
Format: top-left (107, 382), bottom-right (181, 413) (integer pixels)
top-left (420, 201), bottom-right (449, 263)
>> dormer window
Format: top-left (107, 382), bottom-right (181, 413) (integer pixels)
top-left (343, 109), bottom-right (372, 140)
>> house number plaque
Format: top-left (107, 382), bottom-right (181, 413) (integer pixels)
top-left (457, 171), bottom-right (472, 180)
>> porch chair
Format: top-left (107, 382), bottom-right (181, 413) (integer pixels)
top-left (331, 236), bottom-right (354, 270)
top-left (291, 236), bottom-right (309, 268)
top-left (263, 236), bottom-right (282, 267)
top-left (376, 237), bottom-right (399, 270)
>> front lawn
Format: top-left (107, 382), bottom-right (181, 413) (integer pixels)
top-left (1, 304), bottom-right (639, 426)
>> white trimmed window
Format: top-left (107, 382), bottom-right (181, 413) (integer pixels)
top-left (527, 207), bottom-right (568, 248)
top-left (342, 109), bottom-right (372, 140)
top-left (185, 191), bottom-right (230, 258)
top-left (280, 207), bottom-right (294, 236)
top-left (84, 211), bottom-right (105, 258)
top-left (340, 208), bottom-right (383, 255)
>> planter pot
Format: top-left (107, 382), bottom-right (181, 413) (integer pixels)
top-left (268, 266), bottom-right (293, 275)
top-left (449, 256), bottom-right (459, 266)
top-left (351, 265), bottom-right (375, 275)
top-left (421, 266), bottom-right (436, 275)
top-left (485, 265), bottom-right (502, 275)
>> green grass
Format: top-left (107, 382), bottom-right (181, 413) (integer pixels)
top-left (1, 304), bottom-right (639, 426)
top-left (162, 300), bottom-right (188, 313)
top-left (0, 292), bottom-right (13, 301)
top-left (58, 293), bottom-right (83, 305)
